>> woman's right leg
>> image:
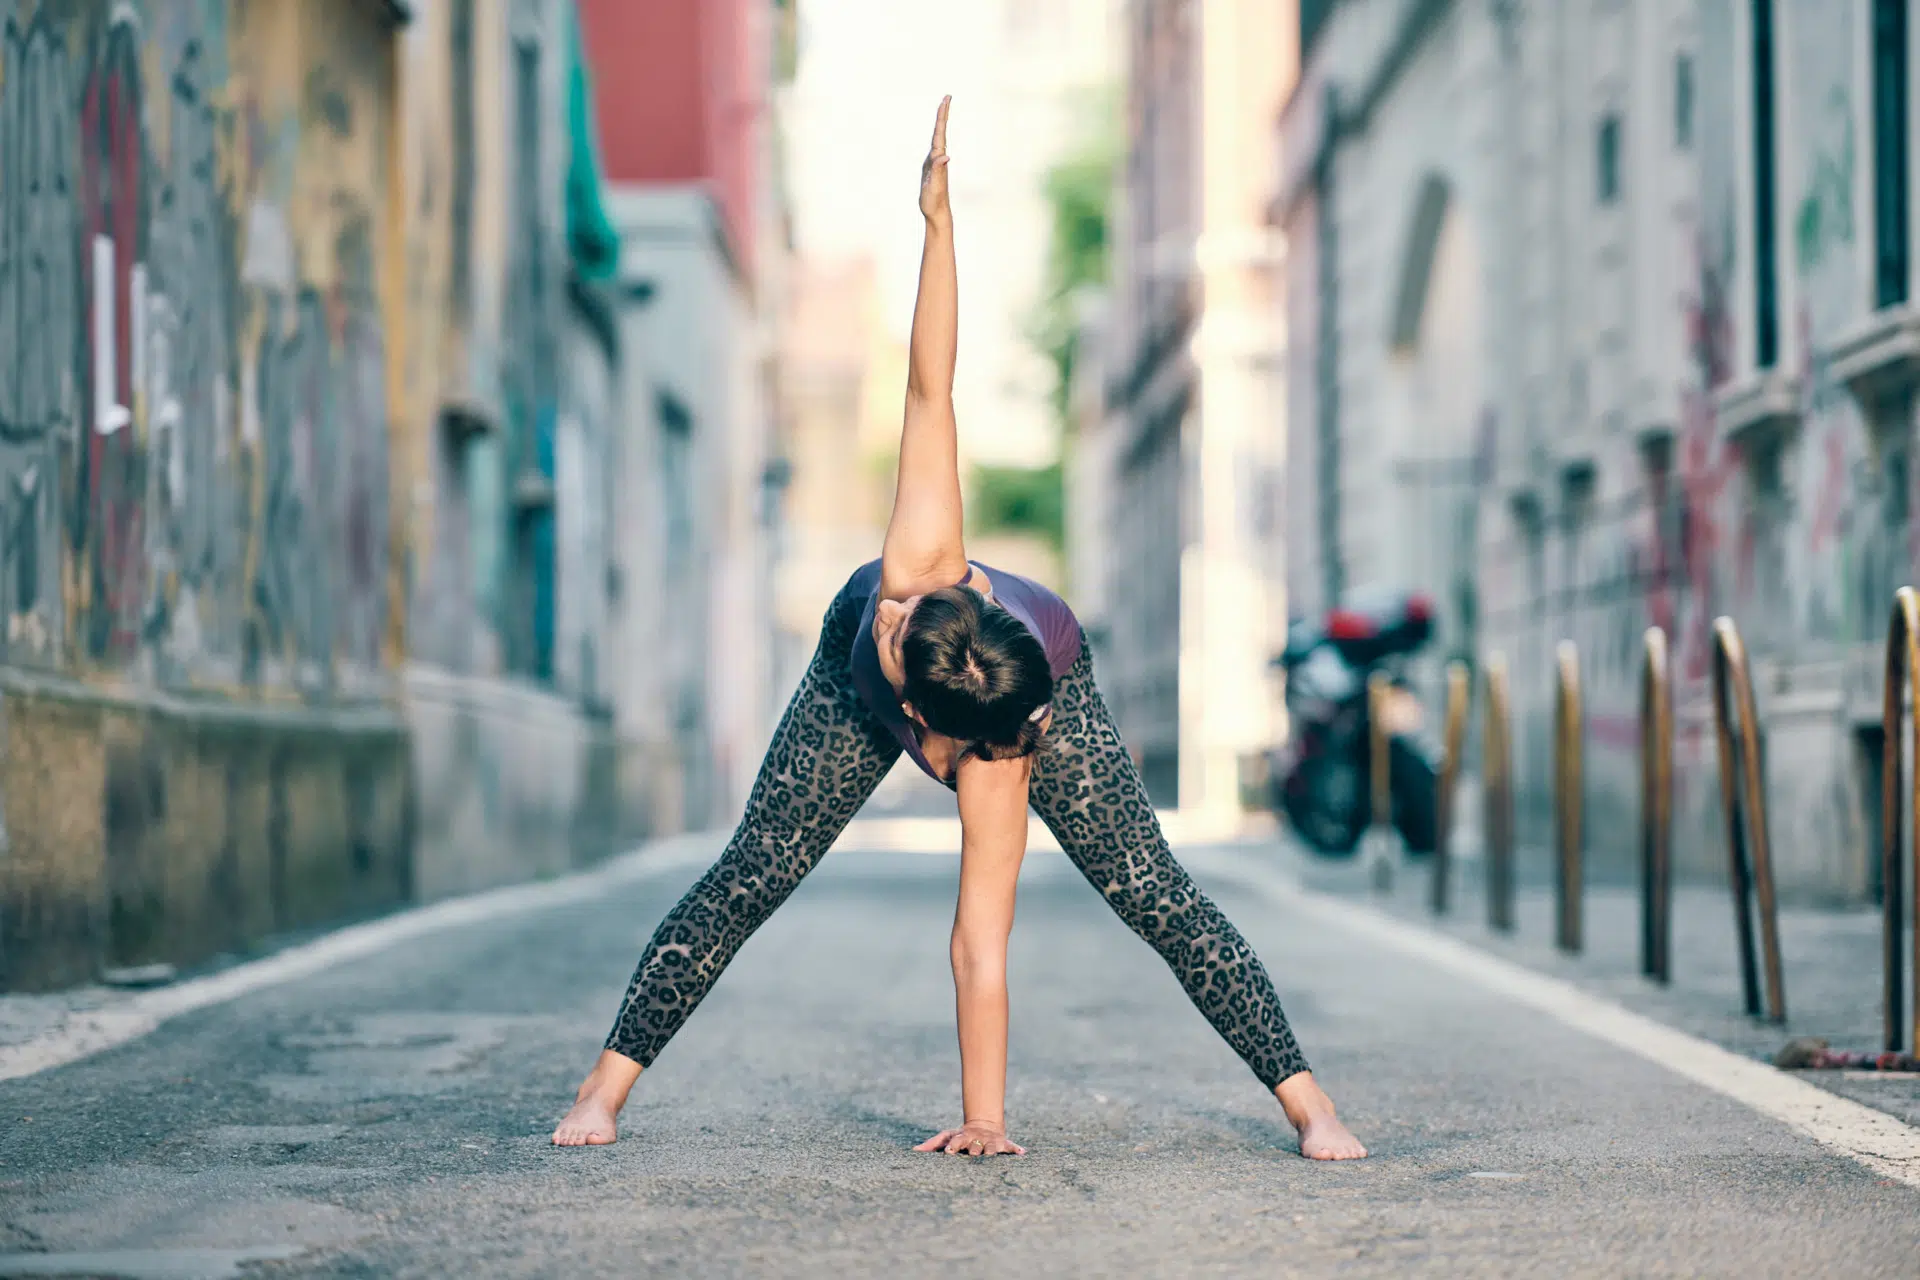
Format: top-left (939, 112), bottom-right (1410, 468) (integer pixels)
top-left (1025, 642), bottom-right (1366, 1160)
top-left (555, 588), bottom-right (902, 1144)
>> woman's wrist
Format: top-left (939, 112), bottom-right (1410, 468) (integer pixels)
top-left (961, 1115), bottom-right (1006, 1133)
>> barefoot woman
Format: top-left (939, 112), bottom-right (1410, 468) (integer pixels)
top-left (554, 98), bottom-right (1365, 1161)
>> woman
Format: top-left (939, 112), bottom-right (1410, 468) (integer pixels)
top-left (553, 99), bottom-right (1366, 1162)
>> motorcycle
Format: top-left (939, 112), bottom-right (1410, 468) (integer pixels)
top-left (1269, 589), bottom-right (1441, 858)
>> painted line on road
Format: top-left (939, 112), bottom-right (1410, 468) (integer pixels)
top-left (0, 831), bottom-right (729, 1083)
top-left (1215, 856), bottom-right (1920, 1190)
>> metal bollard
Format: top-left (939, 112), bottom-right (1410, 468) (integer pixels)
top-left (1553, 641), bottom-right (1584, 954)
top-left (1641, 627), bottom-right (1674, 985)
top-left (1880, 588), bottom-right (1920, 1055)
top-left (1433, 660), bottom-right (1472, 916)
top-left (1366, 670), bottom-right (1394, 891)
top-left (1710, 617), bottom-right (1787, 1023)
top-left (1483, 653), bottom-right (1515, 933)
top-left (1367, 670), bottom-right (1393, 832)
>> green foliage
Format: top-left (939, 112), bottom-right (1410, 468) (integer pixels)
top-left (1027, 94), bottom-right (1120, 428)
top-left (969, 462), bottom-right (1065, 552)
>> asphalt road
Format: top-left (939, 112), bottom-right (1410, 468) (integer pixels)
top-left (1, 829), bottom-right (1916, 1278)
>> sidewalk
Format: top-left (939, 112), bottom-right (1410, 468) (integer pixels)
top-left (1271, 831), bottom-right (1920, 1129)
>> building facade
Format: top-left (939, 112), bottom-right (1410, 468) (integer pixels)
top-left (1075, 0), bottom-right (1298, 821)
top-left (1279, 0), bottom-right (1918, 901)
top-left (0, 0), bottom-right (421, 988)
top-left (395, 0), bottom-right (633, 903)
top-left (579, 0), bottom-right (794, 822)
top-left (0, 0), bottom-right (789, 991)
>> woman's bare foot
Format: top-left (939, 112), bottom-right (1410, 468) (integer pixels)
top-left (1275, 1071), bottom-right (1368, 1161)
top-left (552, 1050), bottom-right (643, 1147)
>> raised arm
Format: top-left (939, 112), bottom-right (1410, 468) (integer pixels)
top-left (879, 97), bottom-right (967, 601)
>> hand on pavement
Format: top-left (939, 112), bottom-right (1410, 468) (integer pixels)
top-left (914, 1120), bottom-right (1025, 1157)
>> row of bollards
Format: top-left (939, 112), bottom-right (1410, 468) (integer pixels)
top-left (1408, 593), bottom-right (1920, 1048)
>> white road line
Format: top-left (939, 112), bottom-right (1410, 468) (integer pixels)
top-left (1212, 855), bottom-right (1920, 1190)
top-left (0, 831), bottom-right (727, 1083)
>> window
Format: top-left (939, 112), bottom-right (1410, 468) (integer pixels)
top-left (1675, 53), bottom-right (1694, 149)
top-left (1872, 0), bottom-right (1910, 308)
top-left (1751, 0), bottom-right (1779, 368)
top-left (450, 0), bottom-right (474, 315)
top-left (1301, 0), bottom-right (1336, 56)
top-left (1597, 114), bottom-right (1623, 204)
top-left (658, 391), bottom-right (695, 564)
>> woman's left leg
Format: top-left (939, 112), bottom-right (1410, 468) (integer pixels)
top-left (1027, 642), bottom-right (1366, 1158)
top-left (554, 585), bottom-right (901, 1145)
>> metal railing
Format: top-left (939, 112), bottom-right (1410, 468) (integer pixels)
top-left (1881, 588), bottom-right (1920, 1056)
top-left (1367, 670), bottom-right (1392, 833)
top-left (1482, 653), bottom-right (1515, 933)
top-left (1641, 626), bottom-right (1674, 985)
top-left (1553, 641), bottom-right (1584, 954)
top-left (1433, 659), bottom-right (1471, 916)
top-left (1291, 585), bottom-right (1920, 1045)
top-left (1710, 617), bottom-right (1787, 1024)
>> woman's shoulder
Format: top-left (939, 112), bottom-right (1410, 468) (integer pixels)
top-left (971, 562), bottom-right (1082, 676)
top-left (972, 561), bottom-right (1072, 613)
top-left (844, 558), bottom-right (884, 598)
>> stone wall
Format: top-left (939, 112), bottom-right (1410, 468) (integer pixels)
top-left (0, 670), bottom-right (409, 990)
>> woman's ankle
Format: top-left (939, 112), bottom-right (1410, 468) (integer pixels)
top-left (1273, 1070), bottom-right (1335, 1129)
top-left (579, 1049), bottom-right (644, 1107)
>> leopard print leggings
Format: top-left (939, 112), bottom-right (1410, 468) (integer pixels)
top-left (603, 582), bottom-right (1310, 1090)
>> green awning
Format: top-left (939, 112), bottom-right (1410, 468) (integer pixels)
top-left (566, 3), bottom-right (620, 282)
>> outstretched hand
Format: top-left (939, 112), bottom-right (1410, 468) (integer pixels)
top-left (918, 95), bottom-right (952, 223)
top-left (915, 1120), bottom-right (1025, 1157)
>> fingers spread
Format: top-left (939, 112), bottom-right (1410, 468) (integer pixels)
top-left (914, 1130), bottom-right (956, 1152)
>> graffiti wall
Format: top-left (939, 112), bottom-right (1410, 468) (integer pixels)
top-left (1466, 0), bottom-right (1917, 901)
top-left (0, 0), bottom-right (398, 696)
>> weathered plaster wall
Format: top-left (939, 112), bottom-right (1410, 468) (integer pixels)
top-left (0, 0), bottom-right (415, 988)
top-left (391, 0), bottom-right (631, 899)
top-left (1303, 0), bottom-right (1916, 903)
top-left (0, 0), bottom-right (400, 696)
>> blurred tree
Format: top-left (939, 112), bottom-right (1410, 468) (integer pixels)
top-left (1029, 98), bottom-right (1119, 426)
top-left (968, 93), bottom-right (1116, 555)
top-left (970, 461), bottom-right (1065, 550)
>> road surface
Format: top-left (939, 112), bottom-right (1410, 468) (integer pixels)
top-left (0, 827), bottom-right (1915, 1277)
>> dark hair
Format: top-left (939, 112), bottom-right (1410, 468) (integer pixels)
top-left (901, 586), bottom-right (1052, 761)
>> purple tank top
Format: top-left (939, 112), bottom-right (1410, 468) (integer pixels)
top-left (846, 558), bottom-right (1082, 787)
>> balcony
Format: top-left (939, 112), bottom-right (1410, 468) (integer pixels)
top-left (1713, 369), bottom-right (1802, 450)
top-left (1826, 304), bottom-right (1920, 408)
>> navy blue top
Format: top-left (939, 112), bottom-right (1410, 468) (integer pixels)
top-left (844, 558), bottom-right (1082, 786)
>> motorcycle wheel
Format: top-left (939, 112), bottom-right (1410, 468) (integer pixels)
top-left (1389, 739), bottom-right (1439, 854)
top-left (1280, 763), bottom-right (1367, 857)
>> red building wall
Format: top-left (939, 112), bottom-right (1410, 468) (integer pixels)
top-left (576, 0), bottom-right (765, 278)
